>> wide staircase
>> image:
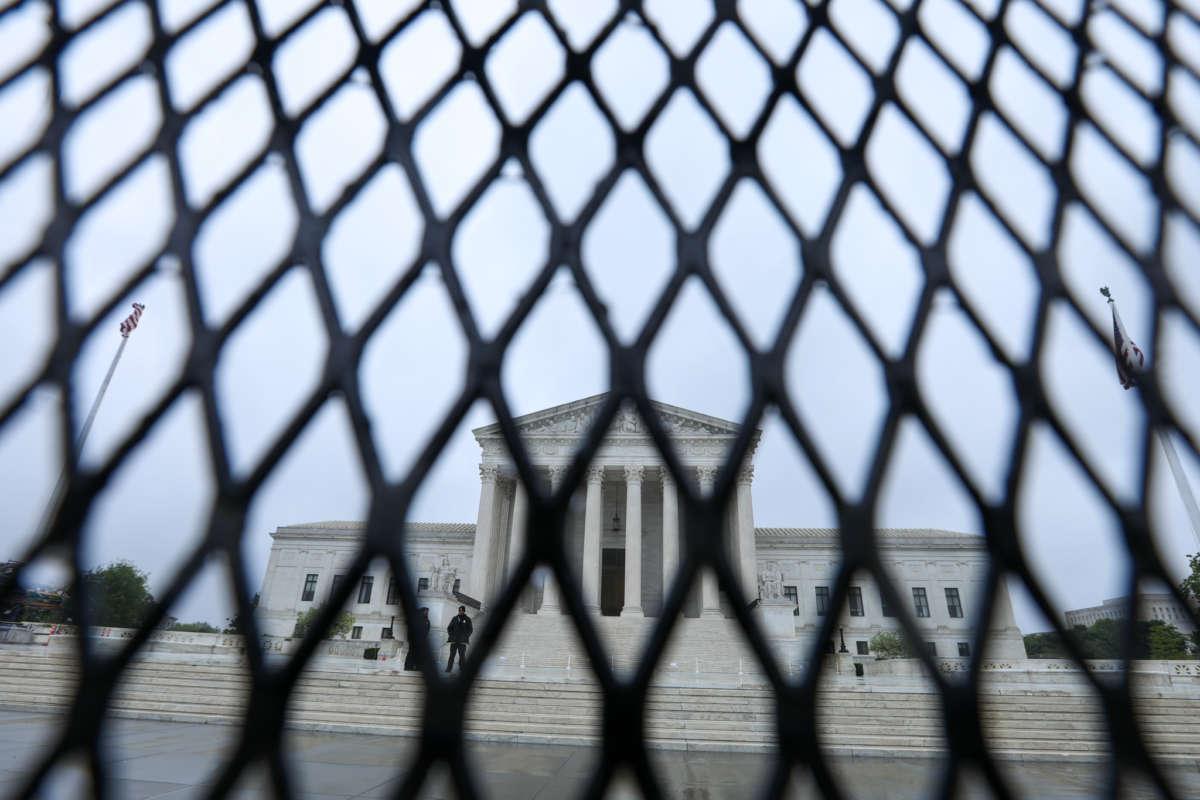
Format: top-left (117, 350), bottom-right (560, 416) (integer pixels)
top-left (1, 648), bottom-right (1198, 762)
top-left (481, 614), bottom-right (806, 679)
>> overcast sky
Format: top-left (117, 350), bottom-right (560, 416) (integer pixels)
top-left (1, 0), bottom-right (1198, 636)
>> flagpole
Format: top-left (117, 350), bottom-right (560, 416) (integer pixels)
top-left (34, 304), bottom-right (144, 541)
top-left (1100, 286), bottom-right (1200, 553)
top-left (1156, 429), bottom-right (1200, 552)
top-left (74, 335), bottom-right (129, 458)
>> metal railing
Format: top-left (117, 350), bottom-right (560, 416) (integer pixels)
top-left (1, 0), bottom-right (1197, 798)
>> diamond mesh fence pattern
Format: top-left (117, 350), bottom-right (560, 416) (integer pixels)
top-left (1, 0), bottom-right (1199, 797)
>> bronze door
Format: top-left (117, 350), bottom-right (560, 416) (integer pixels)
top-left (601, 549), bottom-right (624, 616)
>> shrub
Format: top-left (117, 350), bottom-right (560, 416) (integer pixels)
top-left (292, 606), bottom-right (354, 639)
top-left (869, 631), bottom-right (914, 659)
top-left (167, 621), bottom-right (220, 633)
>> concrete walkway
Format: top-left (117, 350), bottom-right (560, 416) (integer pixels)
top-left (2, 710), bottom-right (1198, 799)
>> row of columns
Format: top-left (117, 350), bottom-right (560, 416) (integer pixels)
top-left (469, 463), bottom-right (757, 617)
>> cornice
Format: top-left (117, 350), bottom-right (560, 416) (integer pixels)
top-left (472, 393), bottom-right (762, 442)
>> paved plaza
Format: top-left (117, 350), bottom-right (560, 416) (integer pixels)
top-left (1, 710), bottom-right (1197, 799)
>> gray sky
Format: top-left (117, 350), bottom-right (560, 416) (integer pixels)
top-left (1, 0), bottom-right (1198, 636)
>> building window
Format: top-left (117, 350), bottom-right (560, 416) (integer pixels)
top-left (856, 641), bottom-right (869, 655)
top-left (417, 578), bottom-right (429, 592)
top-left (386, 578), bottom-right (399, 605)
top-left (913, 587), bottom-right (930, 618)
top-left (945, 588), bottom-right (963, 618)
top-left (880, 590), bottom-right (895, 617)
top-left (351, 626), bottom-right (362, 640)
top-left (957, 642), bottom-right (970, 657)
top-left (358, 576), bottom-right (374, 604)
top-left (783, 586), bottom-right (799, 616)
top-left (330, 575), bottom-right (344, 600)
top-left (453, 579), bottom-right (461, 593)
top-left (381, 627), bottom-right (393, 639)
top-left (926, 641), bottom-right (937, 657)
top-left (301, 574), bottom-right (318, 602)
top-left (815, 586), bottom-right (829, 616)
top-left (848, 586), bottom-right (864, 617)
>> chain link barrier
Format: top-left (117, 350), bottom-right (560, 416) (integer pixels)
top-left (1, 0), bottom-right (1198, 797)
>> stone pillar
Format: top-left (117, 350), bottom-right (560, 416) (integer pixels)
top-left (736, 465), bottom-right (758, 605)
top-left (507, 479), bottom-right (529, 612)
top-left (622, 465), bottom-right (644, 617)
top-left (661, 470), bottom-right (678, 606)
top-left (581, 466), bottom-right (604, 612)
top-left (537, 466), bottom-right (565, 615)
top-left (469, 464), bottom-right (501, 608)
top-left (507, 479), bottom-right (529, 580)
top-left (696, 466), bottom-right (723, 618)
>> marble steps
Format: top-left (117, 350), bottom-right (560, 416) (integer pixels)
top-left (2, 654), bottom-right (1199, 761)
top-left (0, 663), bottom-right (1185, 718)
top-left (0, 680), bottom-right (1128, 744)
top-left (9, 680), bottom-right (1194, 753)
top-left (0, 668), bottom-right (1182, 726)
top-left (4, 652), bottom-right (1188, 708)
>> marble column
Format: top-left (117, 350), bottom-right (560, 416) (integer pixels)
top-left (661, 470), bottom-right (678, 606)
top-left (736, 465), bottom-right (758, 605)
top-left (507, 479), bottom-right (529, 611)
top-left (696, 466), bottom-right (723, 618)
top-left (581, 466), bottom-right (604, 612)
top-left (469, 464), bottom-right (501, 607)
top-left (507, 478), bottom-right (529, 580)
top-left (537, 466), bottom-right (565, 615)
top-left (622, 465), bottom-right (644, 617)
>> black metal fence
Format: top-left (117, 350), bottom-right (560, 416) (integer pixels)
top-left (1, 0), bottom-right (1198, 797)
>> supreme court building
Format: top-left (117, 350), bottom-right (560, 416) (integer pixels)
top-left (257, 395), bottom-right (1027, 661)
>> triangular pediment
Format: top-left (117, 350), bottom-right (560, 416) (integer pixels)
top-left (472, 393), bottom-right (744, 440)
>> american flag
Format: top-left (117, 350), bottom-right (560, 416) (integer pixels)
top-left (1100, 287), bottom-right (1142, 390)
top-left (119, 302), bottom-right (145, 338)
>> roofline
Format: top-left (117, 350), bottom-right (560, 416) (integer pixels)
top-left (270, 522), bottom-right (475, 539)
top-left (754, 527), bottom-right (982, 538)
top-left (471, 392), bottom-right (759, 439)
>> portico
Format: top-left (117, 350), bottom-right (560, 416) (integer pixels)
top-left (468, 395), bottom-right (760, 618)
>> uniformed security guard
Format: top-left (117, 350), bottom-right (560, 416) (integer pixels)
top-left (446, 605), bottom-right (472, 673)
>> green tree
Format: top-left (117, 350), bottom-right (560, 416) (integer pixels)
top-left (293, 605), bottom-right (353, 639)
top-left (1072, 619), bottom-right (1123, 659)
top-left (869, 631), bottom-right (914, 659)
top-left (1023, 631), bottom-right (1068, 658)
top-left (167, 621), bottom-right (220, 633)
top-left (1178, 553), bottom-right (1200, 605)
top-left (83, 561), bottom-right (154, 628)
top-left (223, 593), bottom-right (259, 634)
top-left (1177, 553), bottom-right (1200, 654)
top-left (1026, 617), bottom-right (1193, 660)
top-left (1136, 620), bottom-right (1190, 659)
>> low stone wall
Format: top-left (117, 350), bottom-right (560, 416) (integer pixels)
top-left (0, 625), bottom-right (34, 644)
top-left (11, 627), bottom-right (403, 662)
top-left (859, 656), bottom-right (1200, 689)
top-left (6, 623), bottom-right (1197, 692)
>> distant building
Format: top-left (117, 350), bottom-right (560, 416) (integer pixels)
top-left (1, 560), bottom-right (68, 622)
top-left (1064, 595), bottom-right (1196, 635)
top-left (257, 394), bottom-right (1027, 660)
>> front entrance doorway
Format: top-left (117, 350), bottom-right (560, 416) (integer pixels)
top-left (601, 548), bottom-right (624, 616)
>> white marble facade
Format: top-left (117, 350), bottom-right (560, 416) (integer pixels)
top-left (257, 395), bottom-right (1026, 660)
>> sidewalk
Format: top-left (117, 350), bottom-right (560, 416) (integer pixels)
top-left (2, 710), bottom-right (1197, 798)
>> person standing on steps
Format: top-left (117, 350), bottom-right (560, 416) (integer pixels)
top-left (446, 605), bottom-right (472, 673)
top-left (403, 607), bottom-right (430, 671)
